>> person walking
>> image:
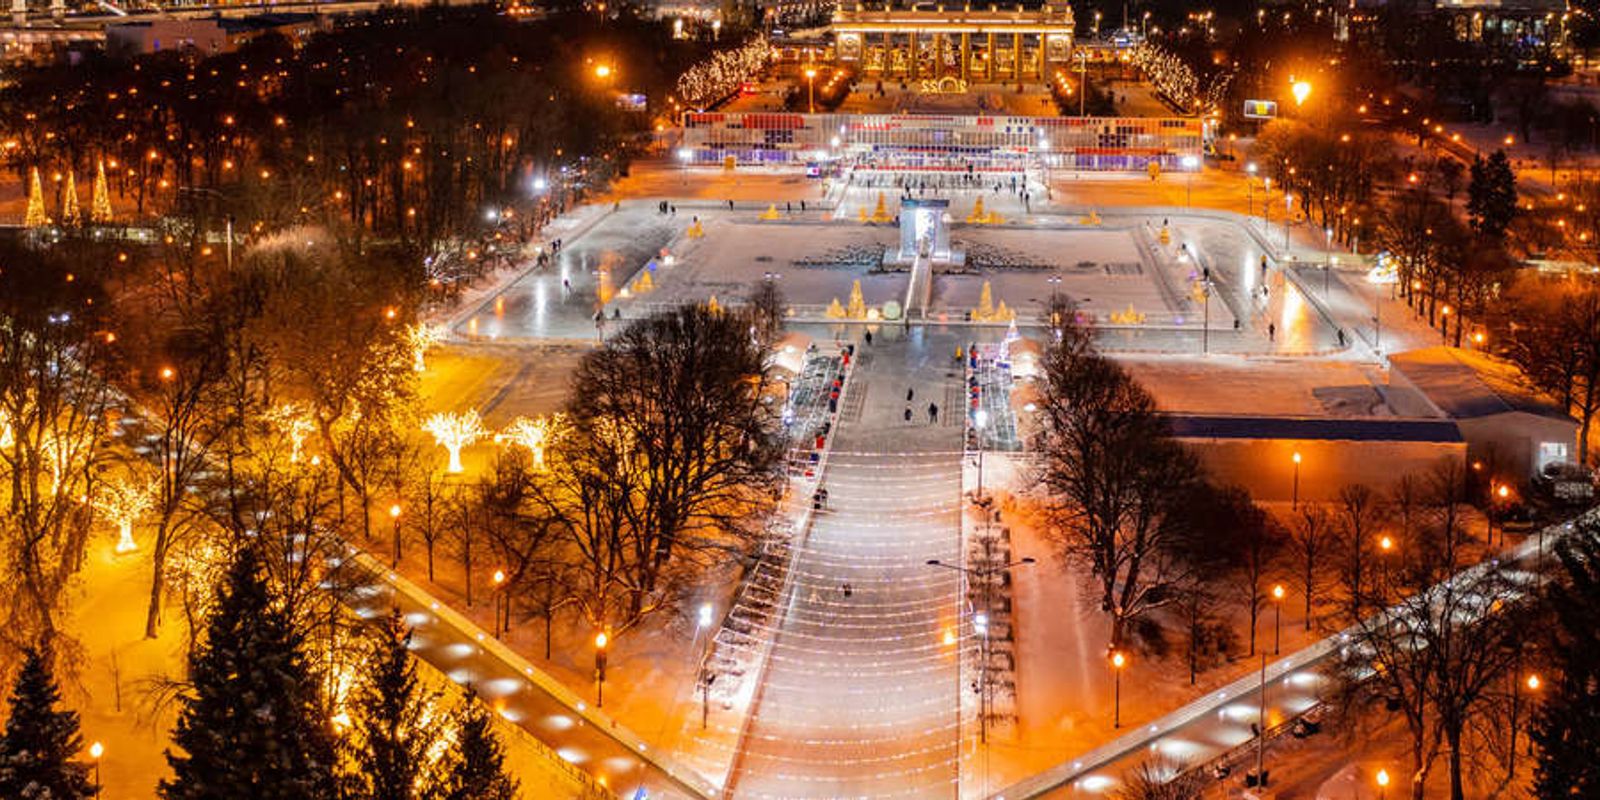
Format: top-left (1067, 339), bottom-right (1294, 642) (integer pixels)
top-left (906, 387), bottom-right (915, 402)
top-left (904, 406), bottom-right (913, 422)
top-left (1268, 322), bottom-right (1277, 342)
top-left (864, 330), bottom-right (873, 346)
top-left (927, 402), bottom-right (939, 423)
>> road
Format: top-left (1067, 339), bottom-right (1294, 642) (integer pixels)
top-left (727, 328), bottom-right (966, 799)
top-left (990, 512), bottom-right (1592, 799)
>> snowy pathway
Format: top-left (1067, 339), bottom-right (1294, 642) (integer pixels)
top-left (727, 330), bottom-right (965, 799)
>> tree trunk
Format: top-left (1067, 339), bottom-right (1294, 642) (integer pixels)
top-left (1447, 723), bottom-right (1466, 800)
top-left (144, 531), bottom-right (170, 639)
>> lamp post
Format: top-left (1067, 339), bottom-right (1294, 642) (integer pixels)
top-left (1324, 227), bottom-right (1334, 295)
top-left (1111, 650), bottom-right (1127, 728)
top-left (1271, 584), bottom-right (1285, 655)
top-left (388, 503), bottom-right (402, 568)
top-left (1376, 768), bottom-right (1390, 800)
top-left (1284, 192), bottom-right (1292, 249)
top-left (1201, 266), bottom-right (1212, 355)
top-left (700, 669), bottom-right (717, 729)
top-left (492, 569), bottom-right (507, 636)
top-left (1246, 162), bottom-right (1257, 216)
top-left (89, 742), bottom-right (102, 793)
top-left (927, 556), bottom-right (1036, 744)
top-left (804, 68), bottom-right (818, 114)
top-left (1291, 451), bottom-right (1302, 509)
top-left (1263, 176), bottom-right (1272, 229)
top-left (594, 631), bottom-right (609, 707)
top-left (1509, 672), bottom-right (1541, 779)
top-left (973, 409), bottom-right (989, 501)
top-left (1181, 155), bottom-right (1199, 206)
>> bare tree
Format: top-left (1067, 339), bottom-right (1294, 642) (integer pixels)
top-left (1033, 343), bottom-right (1204, 649)
top-left (565, 304), bottom-right (784, 606)
top-left (1288, 503), bottom-right (1336, 630)
top-left (0, 240), bottom-right (114, 654)
top-left (1336, 459), bottom-right (1519, 800)
top-left (1334, 483), bottom-right (1386, 625)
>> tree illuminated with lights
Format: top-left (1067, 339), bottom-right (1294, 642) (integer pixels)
top-left (406, 323), bottom-right (446, 373)
top-left (423, 411), bottom-right (484, 474)
top-left (92, 477), bottom-right (155, 555)
top-left (494, 414), bottom-right (566, 469)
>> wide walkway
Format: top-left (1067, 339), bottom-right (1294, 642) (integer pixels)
top-left (728, 329), bottom-right (966, 799)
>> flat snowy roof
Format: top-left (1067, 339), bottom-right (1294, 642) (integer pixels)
top-left (1389, 346), bottom-right (1571, 423)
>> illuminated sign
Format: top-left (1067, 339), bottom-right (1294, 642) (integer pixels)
top-left (1243, 99), bottom-right (1278, 119)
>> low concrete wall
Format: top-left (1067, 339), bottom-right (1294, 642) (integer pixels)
top-left (1180, 436), bottom-right (1466, 502)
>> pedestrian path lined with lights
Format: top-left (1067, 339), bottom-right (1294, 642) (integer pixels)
top-left (727, 331), bottom-right (966, 799)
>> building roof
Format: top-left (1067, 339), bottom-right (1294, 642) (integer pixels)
top-left (217, 13), bottom-right (317, 34)
top-left (1388, 346), bottom-right (1572, 423)
top-left (1164, 414), bottom-right (1463, 443)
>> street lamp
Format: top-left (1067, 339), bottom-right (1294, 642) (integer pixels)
top-left (1509, 671), bottom-right (1542, 778)
top-left (973, 409), bottom-right (989, 501)
top-left (88, 742), bottom-right (102, 792)
top-left (594, 631), bottom-right (609, 707)
top-left (1263, 176), bottom-right (1272, 229)
top-left (1291, 451), bottom-right (1302, 509)
top-left (1376, 768), bottom-right (1390, 800)
top-left (1246, 162), bottom-right (1257, 216)
top-left (677, 146), bottom-right (692, 185)
top-left (1291, 80), bottom-right (1312, 107)
top-left (927, 556), bottom-right (1035, 743)
top-left (1181, 155), bottom-right (1199, 206)
top-left (492, 569), bottom-right (507, 636)
top-left (804, 68), bottom-right (818, 114)
top-left (1324, 227), bottom-right (1334, 295)
top-left (1200, 266), bottom-right (1212, 355)
top-left (1110, 650), bottom-right (1127, 728)
top-left (1271, 584), bottom-right (1285, 655)
top-left (1284, 192), bottom-right (1293, 248)
top-left (388, 503), bottom-right (402, 568)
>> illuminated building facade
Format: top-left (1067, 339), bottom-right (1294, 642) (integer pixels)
top-left (682, 112), bottom-right (1204, 170)
top-left (832, 0), bottom-right (1074, 86)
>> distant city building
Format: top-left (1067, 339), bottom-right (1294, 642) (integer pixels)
top-left (105, 12), bottom-right (322, 58)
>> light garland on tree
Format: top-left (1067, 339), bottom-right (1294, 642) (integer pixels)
top-left (1130, 42), bottom-right (1232, 114)
top-left (676, 36), bottom-right (771, 110)
top-left (264, 403), bottom-right (316, 464)
top-left (61, 172), bottom-right (80, 226)
top-left (91, 160), bottom-right (113, 224)
top-left (422, 410), bottom-right (484, 473)
top-left (92, 477), bottom-right (154, 554)
top-left (494, 413), bottom-right (567, 469)
top-left (405, 322), bottom-right (446, 373)
top-left (23, 166), bottom-right (46, 228)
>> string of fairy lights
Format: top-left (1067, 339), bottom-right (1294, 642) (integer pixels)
top-left (676, 36), bottom-right (771, 110)
top-left (721, 375), bottom-right (970, 795)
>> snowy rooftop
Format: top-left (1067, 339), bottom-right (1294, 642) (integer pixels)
top-left (1388, 346), bottom-right (1571, 423)
top-left (1165, 414), bottom-right (1463, 443)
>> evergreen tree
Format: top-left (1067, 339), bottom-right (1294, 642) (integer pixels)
top-left (352, 611), bottom-right (444, 799)
top-left (440, 689), bottom-right (518, 800)
top-left (1532, 524), bottom-right (1600, 799)
top-left (160, 547), bottom-right (339, 799)
top-left (1467, 149), bottom-right (1518, 240)
top-left (0, 646), bottom-right (96, 799)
